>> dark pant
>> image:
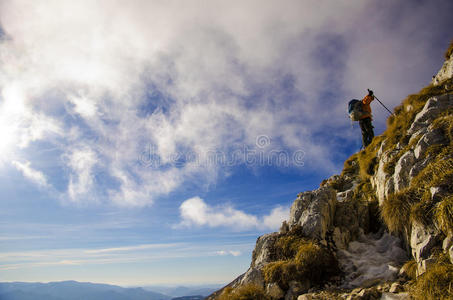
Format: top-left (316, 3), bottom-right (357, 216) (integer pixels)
top-left (359, 117), bottom-right (374, 148)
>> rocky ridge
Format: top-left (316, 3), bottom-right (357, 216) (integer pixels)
top-left (209, 43), bottom-right (453, 300)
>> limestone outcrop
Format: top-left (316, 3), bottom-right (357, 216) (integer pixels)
top-left (209, 43), bottom-right (453, 300)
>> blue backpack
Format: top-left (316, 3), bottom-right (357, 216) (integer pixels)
top-left (348, 99), bottom-right (364, 121)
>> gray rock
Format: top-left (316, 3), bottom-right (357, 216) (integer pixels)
top-left (414, 128), bottom-right (447, 159)
top-left (381, 292), bottom-right (410, 300)
top-left (410, 221), bottom-right (441, 264)
top-left (285, 281), bottom-right (310, 300)
top-left (449, 245), bottom-right (453, 264)
top-left (432, 52), bottom-right (453, 85)
top-left (371, 149), bottom-right (397, 206)
top-left (409, 157), bottom-right (431, 180)
top-left (376, 140), bottom-right (387, 157)
top-left (393, 151), bottom-right (415, 192)
top-left (266, 282), bottom-right (285, 299)
top-left (251, 233), bottom-right (279, 268)
top-left (333, 193), bottom-right (370, 248)
top-left (289, 187), bottom-right (336, 240)
top-left (443, 234), bottom-right (453, 252)
top-left (389, 282), bottom-right (403, 293)
top-left (417, 257), bottom-right (436, 277)
top-left (408, 127), bottom-right (427, 145)
top-left (336, 189), bottom-right (354, 203)
top-left (240, 267), bottom-right (264, 287)
top-left (280, 220), bottom-right (289, 234)
top-left (333, 226), bottom-right (351, 249)
top-left (408, 94), bottom-right (453, 135)
top-left (384, 177), bottom-right (395, 204)
top-left (325, 174), bottom-right (353, 192)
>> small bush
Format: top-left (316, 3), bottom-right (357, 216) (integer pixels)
top-left (218, 284), bottom-right (269, 300)
top-left (357, 147), bottom-right (378, 180)
top-left (411, 263), bottom-right (453, 300)
top-left (294, 243), bottom-right (339, 283)
top-left (263, 260), bottom-right (298, 290)
top-left (341, 153), bottom-right (359, 176)
top-left (274, 235), bottom-right (307, 260)
top-left (327, 176), bottom-right (350, 192)
top-left (381, 188), bottom-right (420, 233)
top-left (435, 195), bottom-right (453, 234)
top-left (410, 193), bottom-right (437, 227)
top-left (263, 241), bottom-right (339, 290)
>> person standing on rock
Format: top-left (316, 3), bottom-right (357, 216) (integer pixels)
top-left (359, 89), bottom-right (375, 147)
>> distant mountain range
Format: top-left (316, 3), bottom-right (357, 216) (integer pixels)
top-left (143, 285), bottom-right (221, 298)
top-left (0, 281), bottom-right (205, 300)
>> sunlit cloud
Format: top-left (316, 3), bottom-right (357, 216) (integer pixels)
top-left (0, 0), bottom-right (451, 207)
top-left (12, 160), bottom-right (49, 187)
top-left (177, 196), bottom-right (288, 231)
top-left (216, 250), bottom-right (242, 257)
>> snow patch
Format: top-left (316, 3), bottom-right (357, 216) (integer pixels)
top-left (338, 231), bottom-right (407, 288)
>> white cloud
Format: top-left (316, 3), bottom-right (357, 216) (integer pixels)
top-left (84, 243), bottom-right (182, 254)
top-left (0, 241), bottom-right (250, 270)
top-left (66, 147), bottom-right (97, 201)
top-left (263, 206), bottom-right (290, 230)
top-left (12, 160), bottom-right (48, 187)
top-left (216, 250), bottom-right (242, 257)
top-left (178, 196), bottom-right (288, 231)
top-left (179, 197), bottom-right (258, 230)
top-left (0, 0), bottom-right (451, 205)
top-left (68, 94), bottom-right (98, 118)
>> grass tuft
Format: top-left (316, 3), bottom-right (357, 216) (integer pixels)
top-left (218, 284), bottom-right (269, 300)
top-left (411, 263), bottom-right (453, 300)
top-left (262, 260), bottom-right (297, 290)
top-left (381, 188), bottom-right (420, 234)
top-left (383, 79), bottom-right (453, 153)
top-left (341, 153), bottom-right (359, 177)
top-left (401, 260), bottom-right (417, 280)
top-left (274, 235), bottom-right (307, 260)
top-left (435, 194), bottom-right (453, 235)
top-left (262, 241), bottom-right (339, 290)
top-left (411, 157), bottom-right (453, 193)
top-left (357, 137), bottom-right (381, 180)
top-left (410, 193), bottom-right (437, 227)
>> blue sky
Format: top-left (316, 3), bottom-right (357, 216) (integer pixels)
top-left (0, 0), bottom-right (452, 286)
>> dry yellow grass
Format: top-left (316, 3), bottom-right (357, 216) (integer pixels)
top-left (218, 284), bottom-right (269, 300)
top-left (411, 263), bottom-right (453, 300)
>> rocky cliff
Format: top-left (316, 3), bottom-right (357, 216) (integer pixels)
top-left (209, 42), bottom-right (453, 300)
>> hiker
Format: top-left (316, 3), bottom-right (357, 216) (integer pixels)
top-left (359, 89), bottom-right (375, 147)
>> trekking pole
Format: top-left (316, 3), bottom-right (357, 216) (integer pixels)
top-left (368, 89), bottom-right (393, 115)
top-left (374, 96), bottom-right (393, 115)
